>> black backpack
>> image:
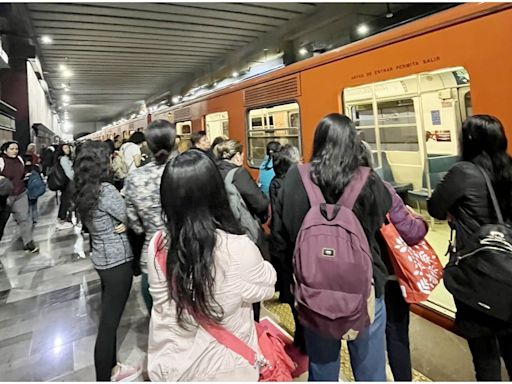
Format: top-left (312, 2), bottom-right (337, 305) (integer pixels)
top-left (47, 157), bottom-right (69, 191)
top-left (444, 165), bottom-right (512, 322)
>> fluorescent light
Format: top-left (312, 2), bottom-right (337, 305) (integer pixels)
top-left (59, 64), bottom-right (67, 71)
top-left (172, 96), bottom-right (181, 103)
top-left (232, 71), bottom-right (239, 77)
top-left (357, 24), bottom-right (370, 36)
top-left (63, 102), bottom-right (69, 107)
top-left (62, 94), bottom-right (70, 102)
top-left (299, 47), bottom-right (308, 56)
top-left (41, 35), bottom-right (53, 44)
top-left (62, 70), bottom-right (72, 78)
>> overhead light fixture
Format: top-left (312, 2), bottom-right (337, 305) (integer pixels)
top-left (356, 23), bottom-right (370, 36)
top-left (62, 94), bottom-right (70, 102)
top-left (62, 69), bottom-right (72, 78)
top-left (63, 102), bottom-right (69, 107)
top-left (63, 121), bottom-right (73, 131)
top-left (232, 71), bottom-right (239, 77)
top-left (59, 64), bottom-right (67, 71)
top-left (172, 96), bottom-right (181, 103)
top-left (299, 47), bottom-right (308, 56)
top-left (40, 35), bottom-right (53, 44)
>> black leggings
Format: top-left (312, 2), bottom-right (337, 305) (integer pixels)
top-left (58, 183), bottom-right (72, 221)
top-left (467, 333), bottom-right (512, 381)
top-left (94, 262), bottom-right (133, 381)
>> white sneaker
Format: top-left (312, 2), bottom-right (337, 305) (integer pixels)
top-left (57, 221), bottom-right (74, 230)
top-left (111, 363), bottom-right (142, 382)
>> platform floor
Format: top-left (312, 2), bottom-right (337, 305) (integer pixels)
top-left (0, 190), bottom-right (502, 381)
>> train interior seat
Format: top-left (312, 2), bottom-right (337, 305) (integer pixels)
top-left (375, 151), bottom-right (414, 199)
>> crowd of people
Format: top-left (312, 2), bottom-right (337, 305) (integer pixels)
top-left (0, 113), bottom-right (511, 382)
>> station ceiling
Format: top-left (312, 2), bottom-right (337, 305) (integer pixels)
top-left (4, 3), bottom-right (456, 131)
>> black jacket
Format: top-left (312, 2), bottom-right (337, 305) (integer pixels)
top-left (428, 159), bottom-right (512, 338)
top-left (217, 160), bottom-right (269, 223)
top-left (272, 164), bottom-right (392, 298)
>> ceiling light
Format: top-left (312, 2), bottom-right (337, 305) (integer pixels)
top-left (232, 71), bottom-right (239, 77)
top-left (62, 70), bottom-right (72, 78)
top-left (62, 94), bottom-right (70, 102)
top-left (40, 35), bottom-right (53, 44)
top-left (63, 121), bottom-right (73, 131)
top-left (59, 64), bottom-right (67, 71)
top-left (357, 24), bottom-right (370, 36)
top-left (172, 96), bottom-right (181, 103)
top-left (63, 102), bottom-right (69, 107)
top-left (299, 47), bottom-right (308, 56)
top-left (385, 4), bottom-right (394, 18)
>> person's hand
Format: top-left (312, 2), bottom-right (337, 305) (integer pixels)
top-left (114, 223), bottom-right (127, 233)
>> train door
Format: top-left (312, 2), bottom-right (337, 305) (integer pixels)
top-left (204, 112), bottom-right (229, 142)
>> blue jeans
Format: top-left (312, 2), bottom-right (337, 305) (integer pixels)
top-left (304, 296), bottom-right (387, 381)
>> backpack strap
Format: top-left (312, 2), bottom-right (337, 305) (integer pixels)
top-left (0, 157), bottom-right (4, 173)
top-left (298, 163), bottom-right (325, 205)
top-left (225, 167), bottom-right (238, 185)
top-left (338, 167), bottom-right (371, 210)
top-left (476, 165), bottom-right (504, 224)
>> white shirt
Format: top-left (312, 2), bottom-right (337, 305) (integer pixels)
top-left (121, 142), bottom-right (141, 173)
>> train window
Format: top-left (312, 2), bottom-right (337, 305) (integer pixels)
top-left (247, 102), bottom-right (301, 167)
top-left (377, 99), bottom-right (419, 151)
top-left (176, 120), bottom-right (192, 151)
top-left (205, 112), bottom-right (229, 142)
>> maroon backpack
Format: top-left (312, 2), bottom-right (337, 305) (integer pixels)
top-left (294, 164), bottom-right (373, 340)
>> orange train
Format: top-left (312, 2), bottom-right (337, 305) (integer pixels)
top-left (85, 3), bottom-right (512, 331)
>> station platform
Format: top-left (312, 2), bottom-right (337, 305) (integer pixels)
top-left (0, 190), bottom-right (489, 381)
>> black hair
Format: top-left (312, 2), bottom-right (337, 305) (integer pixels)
top-left (262, 141), bottom-right (281, 170)
top-left (310, 113), bottom-right (360, 203)
top-left (461, 114), bottom-right (512, 217)
top-left (57, 143), bottom-right (71, 157)
top-left (104, 139), bottom-right (115, 155)
top-left (211, 136), bottom-right (226, 153)
top-left (273, 144), bottom-right (300, 178)
top-left (1, 141), bottom-right (19, 154)
top-left (129, 131), bottom-right (145, 145)
top-left (160, 150), bottom-right (243, 327)
top-left (190, 130), bottom-right (207, 146)
top-left (144, 119), bottom-right (177, 165)
top-left (73, 141), bottom-right (114, 223)
top-left (358, 141), bottom-right (374, 169)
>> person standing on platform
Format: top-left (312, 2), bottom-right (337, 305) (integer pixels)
top-left (73, 141), bottom-right (140, 382)
top-left (0, 141), bottom-right (39, 253)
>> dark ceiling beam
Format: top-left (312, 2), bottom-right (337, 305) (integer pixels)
top-left (27, 4), bottom-right (274, 32)
top-left (30, 13), bottom-right (263, 38)
top-left (32, 20), bottom-right (254, 42)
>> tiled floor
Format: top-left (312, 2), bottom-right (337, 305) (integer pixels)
top-left (0, 192), bottom-right (149, 381)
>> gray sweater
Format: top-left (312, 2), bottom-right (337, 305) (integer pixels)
top-left (87, 182), bottom-right (133, 270)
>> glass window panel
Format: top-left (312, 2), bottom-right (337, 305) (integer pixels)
top-left (247, 102), bottom-right (301, 167)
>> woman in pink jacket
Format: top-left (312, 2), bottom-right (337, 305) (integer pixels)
top-left (147, 150), bottom-right (276, 381)
top-left (360, 141), bottom-right (428, 381)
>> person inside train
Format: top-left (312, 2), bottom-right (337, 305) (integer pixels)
top-left (268, 144), bottom-right (305, 352)
top-left (190, 130), bottom-right (211, 151)
top-left (258, 140), bottom-right (281, 197)
top-left (272, 113), bottom-right (392, 381)
top-left (360, 140), bottom-right (428, 381)
top-left (124, 119), bottom-right (177, 313)
top-left (146, 149), bottom-right (276, 381)
top-left (56, 143), bottom-right (75, 230)
top-left (73, 141), bottom-right (140, 382)
top-left (0, 141), bottom-right (39, 253)
top-left (428, 114), bottom-right (512, 381)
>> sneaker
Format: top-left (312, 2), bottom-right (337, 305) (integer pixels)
top-left (111, 363), bottom-right (142, 382)
top-left (57, 221), bottom-right (74, 230)
top-left (24, 241), bottom-right (39, 253)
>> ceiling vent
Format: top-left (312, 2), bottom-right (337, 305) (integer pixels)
top-left (244, 74), bottom-right (301, 108)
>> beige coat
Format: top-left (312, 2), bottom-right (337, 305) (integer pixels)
top-left (147, 230), bottom-right (276, 381)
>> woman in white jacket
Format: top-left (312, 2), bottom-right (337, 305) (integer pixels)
top-left (147, 149), bottom-right (276, 381)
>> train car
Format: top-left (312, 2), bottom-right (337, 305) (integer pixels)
top-left (141, 3), bottom-right (511, 329)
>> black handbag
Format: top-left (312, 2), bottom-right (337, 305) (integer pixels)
top-left (47, 160), bottom-right (69, 191)
top-left (444, 165), bottom-right (512, 322)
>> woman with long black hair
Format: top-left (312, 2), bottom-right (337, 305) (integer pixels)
top-left (73, 141), bottom-right (140, 382)
top-left (272, 113), bottom-right (391, 381)
top-left (428, 115), bottom-right (512, 381)
top-left (147, 150), bottom-right (276, 381)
